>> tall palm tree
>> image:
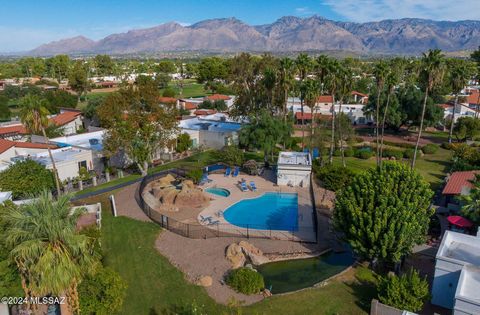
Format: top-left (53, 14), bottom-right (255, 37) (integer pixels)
top-left (448, 60), bottom-right (474, 143)
top-left (315, 55), bottom-right (331, 95)
top-left (379, 69), bottom-right (400, 163)
top-left (295, 53), bottom-right (312, 147)
top-left (1, 191), bottom-right (98, 313)
top-left (336, 64), bottom-right (353, 167)
top-left (19, 94), bottom-right (61, 194)
top-left (325, 60), bottom-right (340, 164)
top-left (279, 57), bottom-right (295, 121)
top-left (302, 79), bottom-right (320, 149)
top-left (372, 61), bottom-right (389, 165)
top-left (412, 49), bottom-right (445, 168)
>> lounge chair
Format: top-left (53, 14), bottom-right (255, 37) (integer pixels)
top-left (200, 215), bottom-right (212, 223)
top-left (250, 181), bottom-right (257, 191)
top-left (232, 166), bottom-right (239, 177)
top-left (208, 220), bottom-right (220, 225)
top-left (240, 181), bottom-right (249, 192)
top-left (215, 210), bottom-right (224, 217)
top-left (224, 167), bottom-right (231, 177)
top-left (199, 173), bottom-right (212, 185)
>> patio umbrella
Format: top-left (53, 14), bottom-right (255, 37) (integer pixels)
top-left (447, 215), bottom-right (473, 228)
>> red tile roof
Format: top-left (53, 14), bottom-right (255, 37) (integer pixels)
top-left (0, 139), bottom-right (56, 154)
top-left (0, 124), bottom-right (27, 136)
top-left (437, 103), bottom-right (453, 109)
top-left (183, 102), bottom-right (197, 110)
top-left (442, 171), bottom-right (480, 195)
top-left (316, 95), bottom-right (334, 103)
top-left (206, 94), bottom-right (231, 101)
top-left (194, 109), bottom-right (216, 116)
top-left (158, 97), bottom-right (177, 104)
top-left (51, 111), bottom-right (82, 126)
top-left (351, 91), bottom-right (368, 98)
top-left (467, 90), bottom-right (480, 105)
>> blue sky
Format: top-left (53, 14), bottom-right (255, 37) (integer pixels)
top-left (0, 0), bottom-right (479, 52)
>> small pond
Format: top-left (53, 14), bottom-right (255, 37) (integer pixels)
top-left (257, 249), bottom-right (354, 294)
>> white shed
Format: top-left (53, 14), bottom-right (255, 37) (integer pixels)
top-left (276, 151), bottom-right (312, 187)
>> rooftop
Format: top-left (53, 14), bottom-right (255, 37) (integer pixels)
top-left (206, 94), bottom-right (231, 101)
top-left (33, 147), bottom-right (89, 166)
top-left (442, 171), bottom-right (479, 195)
top-left (0, 124), bottom-right (27, 136)
top-left (51, 111), bottom-right (82, 126)
top-left (50, 130), bottom-right (104, 151)
top-left (278, 151), bottom-right (311, 166)
top-left (179, 117), bottom-right (242, 132)
top-left (456, 265), bottom-right (480, 304)
top-left (437, 231), bottom-right (480, 266)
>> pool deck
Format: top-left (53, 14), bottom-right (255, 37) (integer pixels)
top-left (199, 173), bottom-right (316, 242)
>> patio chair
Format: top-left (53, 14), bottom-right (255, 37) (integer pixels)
top-left (240, 181), bottom-right (249, 192)
top-left (250, 181), bottom-right (257, 192)
top-left (232, 166), bottom-right (239, 177)
top-left (224, 167), bottom-right (231, 177)
top-left (215, 210), bottom-right (224, 217)
top-left (200, 215), bottom-right (212, 223)
top-left (208, 220), bottom-right (220, 225)
top-left (199, 173), bottom-right (211, 185)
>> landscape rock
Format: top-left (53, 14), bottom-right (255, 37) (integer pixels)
top-left (239, 241), bottom-right (270, 265)
top-left (196, 275), bottom-right (213, 287)
top-left (226, 243), bottom-right (246, 269)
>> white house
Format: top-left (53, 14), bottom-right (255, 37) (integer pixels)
top-left (276, 151), bottom-right (312, 187)
top-left (0, 123), bottom-right (28, 141)
top-left (204, 94), bottom-right (235, 108)
top-left (438, 103), bottom-right (478, 124)
top-left (50, 110), bottom-right (84, 135)
top-left (431, 230), bottom-right (480, 313)
top-left (0, 138), bottom-right (57, 172)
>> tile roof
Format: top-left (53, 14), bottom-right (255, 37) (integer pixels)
top-left (316, 95), bottom-right (334, 103)
top-left (0, 138), bottom-right (57, 154)
top-left (183, 102), bottom-right (197, 110)
top-left (194, 109), bottom-right (216, 116)
top-left (206, 94), bottom-right (231, 101)
top-left (158, 97), bottom-right (177, 104)
top-left (351, 91), bottom-right (368, 98)
top-left (442, 171), bottom-right (480, 195)
top-left (51, 111), bottom-right (82, 126)
top-left (0, 124), bottom-right (27, 136)
top-left (467, 90), bottom-right (480, 105)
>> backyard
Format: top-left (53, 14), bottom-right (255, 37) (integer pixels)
top-left (79, 193), bottom-right (377, 315)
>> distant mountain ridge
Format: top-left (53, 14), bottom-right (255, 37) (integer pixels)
top-left (28, 16), bottom-right (480, 56)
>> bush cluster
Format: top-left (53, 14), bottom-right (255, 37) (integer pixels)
top-left (226, 267), bottom-right (264, 295)
top-left (421, 144), bottom-right (439, 154)
top-left (382, 149), bottom-right (403, 160)
top-left (383, 141), bottom-right (416, 149)
top-left (403, 148), bottom-right (415, 159)
top-left (314, 164), bottom-right (355, 192)
top-left (355, 147), bottom-right (374, 159)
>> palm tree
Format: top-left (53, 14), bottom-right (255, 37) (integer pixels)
top-left (295, 53), bottom-right (312, 147)
top-left (302, 79), bottom-right (320, 149)
top-left (325, 60), bottom-right (340, 164)
top-left (1, 191), bottom-right (99, 313)
top-left (372, 61), bottom-right (389, 165)
top-left (379, 69), bottom-right (400, 163)
top-left (279, 57), bottom-right (295, 121)
top-left (19, 94), bottom-right (61, 194)
top-left (412, 49), bottom-right (445, 168)
top-left (315, 55), bottom-right (331, 95)
top-left (448, 60), bottom-right (474, 143)
top-left (336, 64), bottom-right (353, 167)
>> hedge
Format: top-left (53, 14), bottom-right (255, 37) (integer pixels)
top-left (422, 144), bottom-right (439, 154)
top-left (226, 267), bottom-right (264, 295)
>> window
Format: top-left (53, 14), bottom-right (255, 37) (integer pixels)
top-left (78, 160), bottom-right (87, 171)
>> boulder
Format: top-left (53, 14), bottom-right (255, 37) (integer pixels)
top-left (239, 241), bottom-right (270, 265)
top-left (226, 243), bottom-right (246, 269)
top-left (196, 275), bottom-right (213, 287)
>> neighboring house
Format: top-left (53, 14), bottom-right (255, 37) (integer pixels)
top-left (205, 94), bottom-right (234, 107)
top-left (178, 114), bottom-right (242, 149)
top-left (467, 89), bottom-right (480, 109)
top-left (158, 96), bottom-right (179, 107)
top-left (50, 109), bottom-right (84, 135)
top-left (277, 151), bottom-right (312, 187)
top-left (351, 91), bottom-right (369, 104)
top-left (0, 123), bottom-right (28, 141)
top-left (0, 138), bottom-right (57, 171)
top-left (178, 99), bottom-right (200, 115)
top-left (194, 109), bottom-right (217, 116)
top-left (431, 230), bottom-right (480, 313)
top-left (438, 103), bottom-right (478, 124)
top-left (442, 171), bottom-right (479, 207)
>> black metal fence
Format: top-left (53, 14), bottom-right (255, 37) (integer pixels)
top-left (135, 164), bottom-right (317, 243)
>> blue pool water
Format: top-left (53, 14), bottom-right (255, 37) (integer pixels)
top-left (205, 187), bottom-right (231, 197)
top-left (224, 192), bottom-right (298, 231)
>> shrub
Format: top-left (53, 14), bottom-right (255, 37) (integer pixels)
top-left (333, 149), bottom-right (342, 157)
top-left (421, 144), bottom-right (439, 154)
top-left (78, 267), bottom-right (127, 315)
top-left (315, 164), bottom-right (355, 192)
top-left (0, 160), bottom-right (55, 199)
top-left (220, 145), bottom-right (244, 167)
top-left (382, 149), bottom-right (403, 160)
top-left (162, 87), bottom-right (176, 97)
top-left (344, 147), bottom-right (354, 157)
top-left (176, 133), bottom-right (192, 153)
top-left (383, 141), bottom-right (416, 149)
top-left (186, 168), bottom-right (203, 184)
top-left (403, 148), bottom-right (415, 159)
top-left (441, 142), bottom-right (454, 150)
top-left (378, 269), bottom-right (430, 312)
top-left (226, 267), bottom-right (264, 295)
top-left (355, 148), bottom-right (374, 159)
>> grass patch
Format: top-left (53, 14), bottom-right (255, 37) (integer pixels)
top-left (161, 81), bottom-right (209, 98)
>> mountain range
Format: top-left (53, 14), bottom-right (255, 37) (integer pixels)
top-left (28, 16), bottom-right (480, 56)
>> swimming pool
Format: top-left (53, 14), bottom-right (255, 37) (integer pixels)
top-left (205, 187), bottom-right (231, 197)
top-left (223, 192), bottom-right (298, 231)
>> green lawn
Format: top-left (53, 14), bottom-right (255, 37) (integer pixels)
top-left (331, 147), bottom-right (452, 191)
top-left (161, 81), bottom-right (209, 98)
top-left (77, 193), bottom-right (376, 315)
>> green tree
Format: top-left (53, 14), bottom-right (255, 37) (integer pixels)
top-left (156, 60), bottom-right (176, 74)
top-left (196, 57), bottom-right (228, 84)
top-left (220, 145), bottom-right (244, 167)
top-left (333, 162), bottom-right (434, 265)
top-left (155, 73), bottom-right (171, 89)
top-left (378, 269), bottom-right (430, 312)
top-left (278, 57), bottom-right (295, 120)
top-left (0, 95), bottom-right (11, 121)
top-left (69, 61), bottom-right (91, 103)
top-left (78, 267), bottom-right (127, 315)
top-left (162, 87), bottom-right (176, 97)
top-left (458, 175), bottom-right (480, 224)
top-left (46, 55), bottom-right (71, 81)
top-left (19, 94), bottom-right (61, 194)
top-left (44, 90), bottom-right (78, 112)
top-left (453, 116), bottom-right (480, 142)
top-left (295, 53), bottom-right (313, 146)
top-left (176, 133), bottom-right (192, 153)
top-left (98, 85), bottom-right (177, 176)
top-left (1, 191), bottom-right (99, 313)
top-left (447, 59), bottom-right (475, 143)
top-left (93, 55), bottom-right (114, 76)
top-left (372, 61), bottom-right (389, 165)
top-left (313, 164), bottom-right (354, 192)
top-left (412, 49), bottom-right (445, 168)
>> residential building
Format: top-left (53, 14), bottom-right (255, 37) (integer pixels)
top-left (442, 171), bottom-right (479, 206)
top-left (0, 123), bottom-right (28, 141)
top-left (431, 230), bottom-right (480, 313)
top-left (277, 151), bottom-right (312, 187)
top-left (351, 91), bottom-right (369, 104)
top-left (50, 109), bottom-right (84, 135)
top-left (205, 94), bottom-right (234, 107)
top-left (438, 103), bottom-right (478, 124)
top-left (0, 138), bottom-right (57, 171)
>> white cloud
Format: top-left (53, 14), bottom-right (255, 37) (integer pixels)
top-left (295, 7), bottom-right (316, 16)
top-left (323, 0), bottom-right (480, 22)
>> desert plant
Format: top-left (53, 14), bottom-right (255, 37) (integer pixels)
top-left (186, 168), bottom-right (204, 184)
